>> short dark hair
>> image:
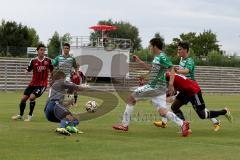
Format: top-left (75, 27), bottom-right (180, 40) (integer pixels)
top-left (36, 43), bottom-right (46, 51)
top-left (64, 43), bottom-right (70, 48)
top-left (150, 38), bottom-right (164, 50)
top-left (50, 70), bottom-right (66, 86)
top-left (178, 41), bottom-right (189, 52)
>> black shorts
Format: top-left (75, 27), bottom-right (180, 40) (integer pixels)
top-left (189, 91), bottom-right (206, 112)
top-left (176, 92), bottom-right (190, 104)
top-left (24, 86), bottom-right (46, 98)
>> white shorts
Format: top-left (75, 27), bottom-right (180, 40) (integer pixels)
top-left (132, 84), bottom-right (168, 109)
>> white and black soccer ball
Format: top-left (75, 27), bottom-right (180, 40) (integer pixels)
top-left (85, 100), bottom-right (97, 113)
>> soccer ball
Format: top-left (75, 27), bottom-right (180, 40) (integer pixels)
top-left (85, 100), bottom-right (97, 113)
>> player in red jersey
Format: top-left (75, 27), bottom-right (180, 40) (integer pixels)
top-left (12, 44), bottom-right (54, 121)
top-left (165, 72), bottom-right (232, 123)
top-left (70, 63), bottom-right (85, 105)
top-left (138, 75), bottom-right (145, 87)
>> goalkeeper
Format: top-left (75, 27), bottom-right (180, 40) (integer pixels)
top-left (44, 70), bottom-right (88, 136)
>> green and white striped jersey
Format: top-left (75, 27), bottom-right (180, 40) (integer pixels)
top-left (52, 54), bottom-right (77, 79)
top-left (148, 52), bottom-right (173, 88)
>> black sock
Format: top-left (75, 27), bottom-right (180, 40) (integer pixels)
top-left (174, 110), bottom-right (185, 120)
top-left (29, 101), bottom-right (36, 116)
top-left (74, 95), bottom-right (78, 103)
top-left (209, 110), bottom-right (227, 118)
top-left (19, 102), bottom-right (26, 116)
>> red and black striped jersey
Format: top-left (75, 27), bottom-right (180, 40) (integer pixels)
top-left (70, 71), bottom-right (85, 85)
top-left (166, 72), bottom-right (200, 97)
top-left (26, 56), bottom-right (53, 87)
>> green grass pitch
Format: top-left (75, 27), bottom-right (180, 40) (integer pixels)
top-left (0, 91), bottom-right (239, 160)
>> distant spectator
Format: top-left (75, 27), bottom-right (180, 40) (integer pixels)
top-left (71, 64), bottom-right (86, 105)
top-left (138, 75), bottom-right (145, 86)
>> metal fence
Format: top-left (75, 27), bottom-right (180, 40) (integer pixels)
top-left (0, 60), bottom-right (31, 91)
top-left (67, 36), bottom-right (132, 50)
top-left (0, 46), bottom-right (27, 57)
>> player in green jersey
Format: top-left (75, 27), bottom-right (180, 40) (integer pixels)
top-left (112, 38), bottom-right (190, 137)
top-left (154, 41), bottom-right (220, 132)
top-left (52, 43), bottom-right (78, 81)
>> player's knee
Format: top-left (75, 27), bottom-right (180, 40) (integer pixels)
top-left (29, 98), bottom-right (36, 102)
top-left (197, 111), bottom-right (206, 119)
top-left (29, 94), bottom-right (36, 101)
top-left (21, 99), bottom-right (27, 103)
top-left (66, 114), bottom-right (74, 121)
top-left (198, 115), bottom-right (205, 119)
top-left (127, 96), bottom-right (136, 105)
top-left (73, 119), bottom-right (79, 126)
top-left (158, 108), bottom-right (168, 116)
top-left (21, 95), bottom-right (29, 102)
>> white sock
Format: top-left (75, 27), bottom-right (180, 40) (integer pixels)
top-left (161, 100), bottom-right (172, 124)
top-left (122, 104), bottom-right (134, 126)
top-left (210, 118), bottom-right (219, 124)
top-left (161, 117), bottom-right (168, 124)
top-left (165, 111), bottom-right (183, 127)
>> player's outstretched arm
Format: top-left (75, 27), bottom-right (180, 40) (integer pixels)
top-left (132, 55), bottom-right (151, 70)
top-left (77, 83), bottom-right (90, 91)
top-left (168, 66), bottom-right (175, 96)
top-left (175, 67), bottom-right (189, 75)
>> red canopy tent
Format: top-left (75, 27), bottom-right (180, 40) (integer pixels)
top-left (89, 24), bottom-right (118, 46)
top-left (89, 25), bottom-right (117, 31)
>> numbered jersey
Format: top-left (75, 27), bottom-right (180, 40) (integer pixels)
top-left (166, 72), bottom-right (200, 96)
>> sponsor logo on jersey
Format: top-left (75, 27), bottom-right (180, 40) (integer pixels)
top-left (37, 66), bottom-right (46, 72)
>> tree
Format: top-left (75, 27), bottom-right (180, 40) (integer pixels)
top-left (0, 20), bottom-right (40, 56)
top-left (165, 43), bottom-right (178, 58)
top-left (179, 32), bottom-right (196, 46)
top-left (90, 19), bottom-right (142, 51)
top-left (28, 28), bottom-right (39, 47)
top-left (193, 30), bottom-right (220, 57)
top-left (47, 32), bottom-right (72, 58)
top-left (61, 33), bottom-right (72, 44)
top-left (48, 32), bottom-right (61, 58)
top-left (166, 30), bottom-right (221, 58)
top-left (0, 20), bottom-right (40, 47)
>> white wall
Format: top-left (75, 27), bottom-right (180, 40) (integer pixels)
top-left (71, 47), bottom-right (129, 77)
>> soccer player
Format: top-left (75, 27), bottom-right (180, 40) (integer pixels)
top-left (71, 63), bottom-right (85, 105)
top-left (176, 41), bottom-right (195, 80)
top-left (45, 70), bottom-right (88, 136)
top-left (154, 41), bottom-right (221, 131)
top-left (112, 38), bottom-right (190, 137)
top-left (12, 44), bottom-right (53, 121)
top-left (52, 43), bottom-right (78, 81)
top-left (164, 72), bottom-right (232, 124)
